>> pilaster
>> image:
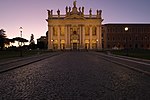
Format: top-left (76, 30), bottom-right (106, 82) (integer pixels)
top-left (90, 25), bottom-right (92, 49)
top-left (58, 26), bottom-right (60, 49)
top-left (48, 25), bottom-right (53, 50)
top-left (67, 25), bottom-right (71, 48)
top-left (65, 25), bottom-right (68, 48)
top-left (96, 25), bottom-right (100, 49)
top-left (79, 25), bottom-right (82, 48)
top-left (82, 25), bottom-right (85, 48)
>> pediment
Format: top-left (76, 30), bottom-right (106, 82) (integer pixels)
top-left (65, 14), bottom-right (85, 20)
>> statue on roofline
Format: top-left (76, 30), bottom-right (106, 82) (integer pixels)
top-left (89, 8), bottom-right (92, 15)
top-left (69, 6), bottom-right (71, 12)
top-left (66, 6), bottom-right (68, 13)
top-left (96, 9), bottom-right (102, 16)
top-left (47, 10), bottom-right (50, 16)
top-left (82, 7), bottom-right (84, 13)
top-left (79, 7), bottom-right (81, 12)
top-left (99, 10), bottom-right (102, 15)
top-left (57, 9), bottom-right (60, 15)
top-left (97, 9), bottom-right (99, 15)
top-left (73, 0), bottom-right (77, 7)
top-left (51, 10), bottom-right (53, 15)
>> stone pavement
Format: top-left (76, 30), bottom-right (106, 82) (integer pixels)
top-left (0, 52), bottom-right (150, 100)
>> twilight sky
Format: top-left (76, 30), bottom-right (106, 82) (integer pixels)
top-left (0, 0), bottom-right (150, 42)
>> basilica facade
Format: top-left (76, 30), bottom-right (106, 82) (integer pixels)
top-left (46, 1), bottom-right (103, 50)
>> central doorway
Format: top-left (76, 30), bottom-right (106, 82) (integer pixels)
top-left (71, 40), bottom-right (79, 50)
top-left (73, 43), bottom-right (78, 50)
top-left (71, 31), bottom-right (79, 50)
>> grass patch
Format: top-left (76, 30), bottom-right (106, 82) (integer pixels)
top-left (111, 49), bottom-right (150, 60)
top-left (0, 50), bottom-right (51, 60)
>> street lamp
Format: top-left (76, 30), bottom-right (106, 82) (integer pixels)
top-left (19, 27), bottom-right (23, 57)
top-left (125, 27), bottom-right (128, 31)
top-left (125, 27), bottom-right (128, 55)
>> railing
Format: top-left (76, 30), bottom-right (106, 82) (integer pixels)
top-left (48, 14), bottom-right (100, 19)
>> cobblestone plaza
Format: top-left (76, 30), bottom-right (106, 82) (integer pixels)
top-left (0, 52), bottom-right (150, 99)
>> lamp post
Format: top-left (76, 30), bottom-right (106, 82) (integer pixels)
top-left (19, 27), bottom-right (23, 57)
top-left (125, 27), bottom-right (128, 55)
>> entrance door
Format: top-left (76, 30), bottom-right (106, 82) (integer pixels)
top-left (73, 43), bottom-right (78, 50)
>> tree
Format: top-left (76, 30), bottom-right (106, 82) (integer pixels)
top-left (30, 34), bottom-right (35, 44)
top-left (0, 29), bottom-right (7, 50)
top-left (29, 34), bottom-right (36, 49)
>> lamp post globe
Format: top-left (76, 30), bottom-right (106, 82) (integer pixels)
top-left (125, 27), bottom-right (128, 31)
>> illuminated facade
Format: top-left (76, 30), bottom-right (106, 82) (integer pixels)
top-left (46, 1), bottom-right (103, 50)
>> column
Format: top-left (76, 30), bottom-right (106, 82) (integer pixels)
top-left (58, 26), bottom-right (60, 49)
top-left (90, 25), bottom-right (92, 49)
top-left (51, 26), bottom-right (54, 49)
top-left (96, 25), bottom-right (100, 49)
top-left (65, 25), bottom-right (68, 48)
top-left (79, 25), bottom-right (82, 48)
top-left (68, 25), bottom-right (71, 48)
top-left (48, 25), bottom-right (53, 50)
top-left (82, 25), bottom-right (85, 48)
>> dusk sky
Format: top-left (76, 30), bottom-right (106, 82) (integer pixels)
top-left (0, 0), bottom-right (150, 42)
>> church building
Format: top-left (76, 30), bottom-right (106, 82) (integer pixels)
top-left (46, 1), bottom-right (103, 50)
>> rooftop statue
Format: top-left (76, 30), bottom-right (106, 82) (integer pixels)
top-left (89, 8), bottom-right (92, 15)
top-left (79, 7), bottom-right (81, 12)
top-left (99, 10), bottom-right (102, 15)
top-left (51, 10), bottom-right (53, 15)
top-left (82, 7), bottom-right (84, 14)
top-left (69, 7), bottom-right (71, 12)
top-left (73, 0), bottom-right (77, 7)
top-left (57, 9), bottom-right (60, 15)
top-left (71, 0), bottom-right (78, 15)
top-left (66, 6), bottom-right (68, 13)
top-left (47, 10), bottom-right (50, 16)
top-left (97, 10), bottom-right (99, 15)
